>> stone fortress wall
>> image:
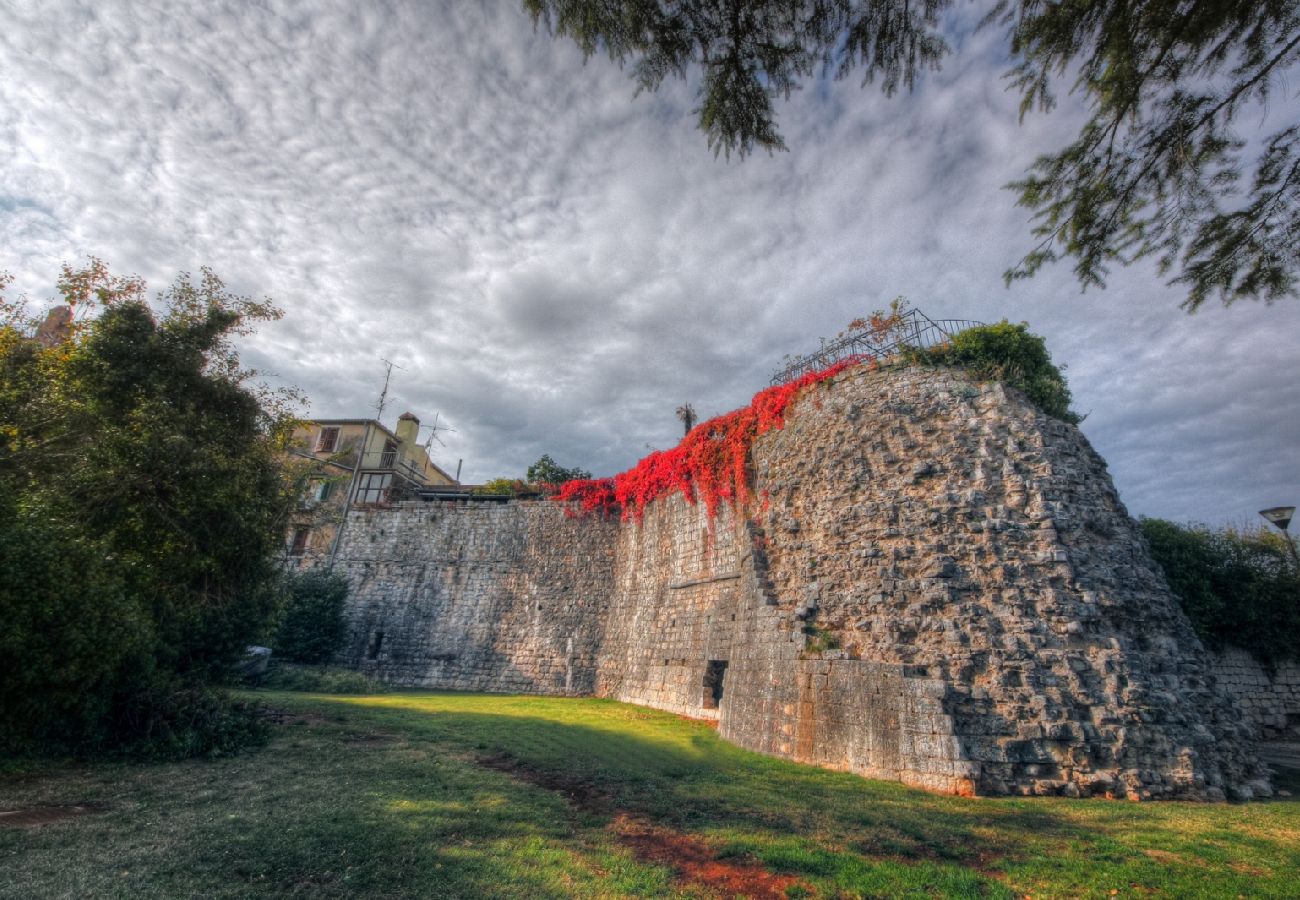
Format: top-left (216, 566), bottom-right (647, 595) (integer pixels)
top-left (1207, 647), bottom-right (1300, 740)
top-left (334, 365), bottom-right (1271, 800)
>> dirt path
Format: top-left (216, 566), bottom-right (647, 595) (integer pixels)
top-left (476, 753), bottom-right (804, 898)
top-left (0, 804), bottom-right (106, 828)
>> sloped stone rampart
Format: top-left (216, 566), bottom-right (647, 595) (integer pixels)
top-left (332, 365), bottom-right (1268, 799)
top-left (746, 367), bottom-right (1265, 799)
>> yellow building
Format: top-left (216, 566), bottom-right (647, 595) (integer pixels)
top-left (285, 412), bottom-right (456, 568)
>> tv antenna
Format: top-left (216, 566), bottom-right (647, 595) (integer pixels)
top-left (375, 358), bottom-right (405, 420)
top-left (421, 412), bottom-right (456, 451)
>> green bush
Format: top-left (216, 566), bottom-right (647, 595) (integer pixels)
top-left (259, 662), bottom-right (388, 694)
top-left (274, 571), bottom-right (350, 665)
top-left (0, 261), bottom-right (297, 758)
top-left (905, 321), bottom-right (1080, 423)
top-left (112, 687), bottom-right (269, 759)
top-left (471, 477), bottom-right (525, 497)
top-left (1141, 517), bottom-right (1300, 666)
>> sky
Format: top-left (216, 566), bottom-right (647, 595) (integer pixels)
top-left (2, 0), bottom-right (1297, 525)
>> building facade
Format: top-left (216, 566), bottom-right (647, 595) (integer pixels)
top-left (285, 411), bottom-right (456, 568)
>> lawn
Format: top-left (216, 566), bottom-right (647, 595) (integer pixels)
top-left (3, 689), bottom-right (1298, 898)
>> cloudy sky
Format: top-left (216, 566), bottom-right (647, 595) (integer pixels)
top-left (3, 0), bottom-right (1297, 524)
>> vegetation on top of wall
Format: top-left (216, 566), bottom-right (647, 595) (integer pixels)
top-left (471, 478), bottom-right (530, 497)
top-left (1140, 517), bottom-right (1300, 667)
top-left (553, 305), bottom-right (1081, 520)
top-left (526, 454), bottom-right (591, 487)
top-left (554, 357), bottom-right (858, 519)
top-left (274, 571), bottom-right (350, 665)
top-left (903, 320), bottom-right (1080, 423)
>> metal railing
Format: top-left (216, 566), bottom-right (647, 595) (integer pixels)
top-left (770, 307), bottom-right (984, 385)
top-left (356, 449), bottom-right (427, 484)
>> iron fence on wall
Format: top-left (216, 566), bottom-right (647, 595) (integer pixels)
top-left (770, 308), bottom-right (985, 385)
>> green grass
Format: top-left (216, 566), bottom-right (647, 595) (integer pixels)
top-left (3, 691), bottom-right (1298, 898)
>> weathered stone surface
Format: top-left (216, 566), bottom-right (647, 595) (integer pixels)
top-left (333, 365), bottom-right (1267, 799)
top-left (1209, 646), bottom-right (1300, 740)
top-left (335, 503), bottom-right (616, 695)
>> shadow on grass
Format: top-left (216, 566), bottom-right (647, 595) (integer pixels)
top-left (276, 692), bottom-right (1095, 896)
top-left (1, 715), bottom-right (671, 900)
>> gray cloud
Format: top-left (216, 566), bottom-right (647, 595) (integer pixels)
top-left (2, 0), bottom-right (1297, 526)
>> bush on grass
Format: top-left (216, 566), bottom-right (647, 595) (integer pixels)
top-left (259, 662), bottom-right (388, 694)
top-left (274, 570), bottom-right (349, 665)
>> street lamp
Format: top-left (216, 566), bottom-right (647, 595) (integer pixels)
top-left (1258, 506), bottom-right (1300, 570)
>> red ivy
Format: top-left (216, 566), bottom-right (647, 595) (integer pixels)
top-left (554, 357), bottom-right (864, 520)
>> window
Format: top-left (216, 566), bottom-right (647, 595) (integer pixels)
top-left (366, 630), bottom-right (385, 660)
top-left (315, 426), bottom-right (340, 453)
top-left (314, 480), bottom-right (333, 502)
top-left (289, 526), bottom-right (311, 556)
top-left (356, 472), bottom-right (392, 504)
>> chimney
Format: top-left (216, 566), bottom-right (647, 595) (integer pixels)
top-left (396, 411), bottom-right (419, 445)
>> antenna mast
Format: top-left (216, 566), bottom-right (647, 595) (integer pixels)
top-left (375, 358), bottom-right (405, 421)
top-left (421, 411), bottom-right (456, 451)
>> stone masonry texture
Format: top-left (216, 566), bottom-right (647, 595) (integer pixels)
top-left (333, 365), bottom-right (1270, 800)
top-left (1208, 647), bottom-right (1300, 741)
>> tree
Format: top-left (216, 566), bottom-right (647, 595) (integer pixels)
top-left (526, 453), bottom-right (592, 485)
top-left (1141, 517), bottom-right (1300, 666)
top-left (525, 0), bottom-right (1300, 309)
top-left (0, 259), bottom-right (301, 756)
top-left (676, 403), bottom-right (697, 436)
top-left (274, 571), bottom-right (350, 665)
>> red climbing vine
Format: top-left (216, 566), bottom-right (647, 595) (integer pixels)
top-left (553, 357), bottom-right (865, 520)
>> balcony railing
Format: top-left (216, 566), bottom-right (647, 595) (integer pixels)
top-left (355, 449), bottom-right (427, 484)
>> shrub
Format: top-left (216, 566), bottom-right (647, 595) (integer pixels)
top-left (1141, 517), bottom-right (1300, 666)
top-left (0, 260), bottom-right (298, 758)
top-left (472, 478), bottom-right (525, 497)
top-left (905, 321), bottom-right (1080, 423)
top-left (259, 662), bottom-right (388, 694)
top-left (274, 571), bottom-right (349, 665)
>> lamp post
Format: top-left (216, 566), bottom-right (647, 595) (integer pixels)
top-left (1258, 506), bottom-right (1300, 571)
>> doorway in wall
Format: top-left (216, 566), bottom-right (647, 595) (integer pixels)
top-left (702, 659), bottom-right (728, 710)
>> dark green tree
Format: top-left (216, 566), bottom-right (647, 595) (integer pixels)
top-left (526, 453), bottom-right (592, 485)
top-left (274, 571), bottom-right (350, 665)
top-left (0, 259), bottom-right (300, 755)
top-left (525, 0), bottom-right (1300, 309)
top-left (1141, 517), bottom-right (1300, 666)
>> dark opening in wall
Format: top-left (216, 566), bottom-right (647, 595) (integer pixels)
top-left (702, 659), bottom-right (728, 710)
top-left (367, 630), bottom-right (385, 660)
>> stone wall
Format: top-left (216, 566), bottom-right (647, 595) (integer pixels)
top-left (1209, 647), bottom-right (1300, 740)
top-left (334, 502), bottom-right (617, 694)
top-left (332, 364), bottom-right (1269, 799)
top-left (744, 366), bottom-right (1264, 799)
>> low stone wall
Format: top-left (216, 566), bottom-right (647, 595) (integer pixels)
top-left (1209, 647), bottom-right (1300, 740)
top-left (332, 364), bottom-right (1269, 799)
